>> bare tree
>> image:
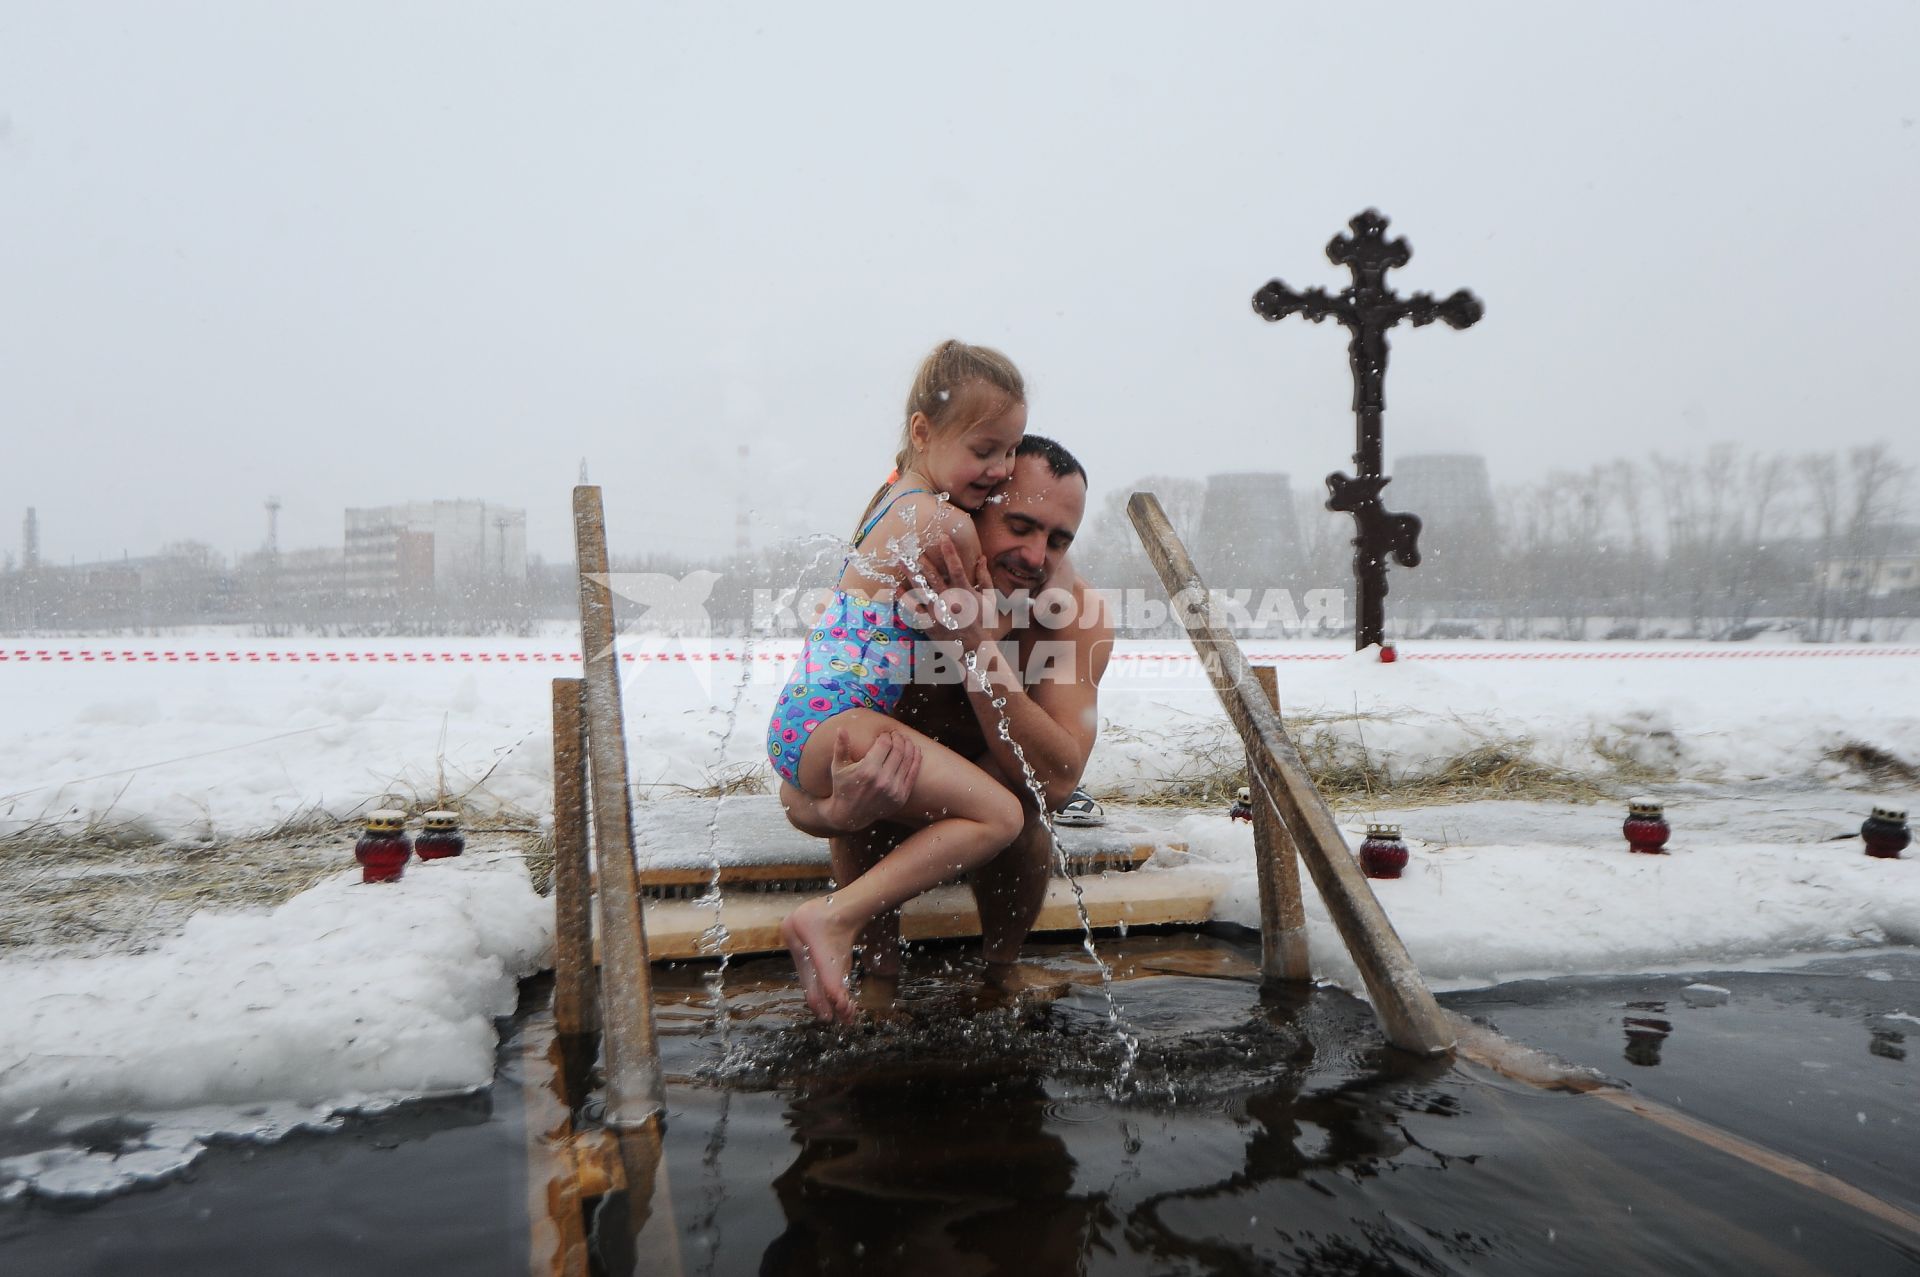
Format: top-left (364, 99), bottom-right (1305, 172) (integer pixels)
top-left (1606, 459), bottom-right (1654, 636)
top-left (1802, 451), bottom-right (1843, 640)
top-left (1837, 443), bottom-right (1911, 639)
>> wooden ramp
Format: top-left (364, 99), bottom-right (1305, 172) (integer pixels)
top-left (631, 797), bottom-right (1186, 880)
top-left (622, 791), bottom-right (1205, 960)
top-left (642, 865), bottom-right (1225, 960)
top-left (626, 796), bottom-right (1206, 960)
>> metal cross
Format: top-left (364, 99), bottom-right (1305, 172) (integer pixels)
top-left (1252, 209), bottom-right (1482, 650)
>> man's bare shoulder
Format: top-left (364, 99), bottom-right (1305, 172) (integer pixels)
top-left (1067, 573), bottom-right (1117, 636)
top-left (1069, 574), bottom-right (1116, 683)
top-left (1018, 572), bottom-right (1114, 688)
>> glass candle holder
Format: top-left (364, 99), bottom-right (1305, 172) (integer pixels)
top-left (355, 809), bottom-right (413, 883)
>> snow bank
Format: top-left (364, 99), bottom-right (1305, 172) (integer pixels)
top-left (0, 852), bottom-right (551, 1200)
top-left (1171, 814), bottom-right (1920, 992)
top-left (1083, 643), bottom-right (1920, 798)
top-left (9, 638), bottom-right (1916, 842)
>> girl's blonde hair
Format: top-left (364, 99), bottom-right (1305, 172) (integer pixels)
top-left (856, 339), bottom-right (1027, 536)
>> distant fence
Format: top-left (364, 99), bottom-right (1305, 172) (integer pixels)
top-left (5, 644), bottom-right (1920, 667)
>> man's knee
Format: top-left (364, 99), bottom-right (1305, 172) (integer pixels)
top-left (974, 754), bottom-right (1056, 828)
top-left (996, 812), bottom-right (1055, 879)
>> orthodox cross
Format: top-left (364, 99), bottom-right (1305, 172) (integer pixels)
top-left (1252, 209), bottom-right (1482, 651)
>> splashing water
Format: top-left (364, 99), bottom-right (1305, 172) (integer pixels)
top-left (873, 504), bottom-right (1143, 1095)
top-left (982, 673), bottom-right (1143, 1095)
top-left (701, 970), bottom-right (1307, 1103)
top-left (696, 532), bottom-right (847, 1043)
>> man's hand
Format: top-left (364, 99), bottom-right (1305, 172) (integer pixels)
top-left (901, 537), bottom-right (1006, 655)
top-left (816, 730), bottom-right (921, 832)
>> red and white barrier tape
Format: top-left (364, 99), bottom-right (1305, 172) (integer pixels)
top-left (3, 646), bottom-right (1918, 666)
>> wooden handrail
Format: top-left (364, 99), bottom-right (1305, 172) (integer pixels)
top-left (550, 678), bottom-right (600, 1038)
top-left (1250, 665), bottom-right (1311, 983)
top-left (1127, 491), bottom-right (1453, 1056)
top-left (572, 485), bottom-right (667, 1122)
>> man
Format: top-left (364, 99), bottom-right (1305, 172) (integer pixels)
top-left (780, 435), bottom-right (1113, 998)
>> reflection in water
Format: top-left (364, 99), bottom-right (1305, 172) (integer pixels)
top-left (748, 981), bottom-right (1460, 1276)
top-left (547, 1028), bottom-right (681, 1275)
top-left (761, 1069), bottom-right (1100, 1274)
top-left (1125, 1058), bottom-right (1460, 1276)
top-left (1868, 1028), bottom-right (1906, 1062)
top-left (1623, 1001), bottom-right (1672, 1068)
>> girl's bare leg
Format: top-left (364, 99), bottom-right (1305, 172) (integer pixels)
top-left (783, 711), bottom-right (1023, 1023)
top-left (829, 823), bottom-right (906, 1009)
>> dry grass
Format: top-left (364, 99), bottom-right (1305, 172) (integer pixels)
top-left (639, 762), bottom-right (770, 801)
top-left (0, 805), bottom-right (548, 957)
top-left (1825, 740), bottom-right (1920, 786)
top-left (1588, 735), bottom-right (1679, 788)
top-left (0, 823), bottom-right (345, 956)
top-left (1116, 711), bottom-right (1614, 810)
top-left (522, 829), bottom-right (556, 897)
top-left (3, 726), bottom-right (560, 956)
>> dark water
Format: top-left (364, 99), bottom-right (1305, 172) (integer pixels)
top-left (1444, 951), bottom-right (1920, 1225)
top-left (657, 939), bottom-right (1920, 1276)
top-left (6, 939), bottom-right (1918, 1275)
top-left (0, 1036), bottom-right (534, 1274)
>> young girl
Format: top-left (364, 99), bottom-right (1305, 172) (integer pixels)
top-left (770, 340), bottom-right (1028, 1024)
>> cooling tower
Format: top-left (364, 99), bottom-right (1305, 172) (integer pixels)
top-left (1387, 453), bottom-right (1498, 605)
top-left (1194, 472), bottom-right (1301, 590)
top-left (1390, 454), bottom-right (1496, 551)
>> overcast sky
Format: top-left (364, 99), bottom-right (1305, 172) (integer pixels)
top-left (3, 3), bottom-right (1915, 565)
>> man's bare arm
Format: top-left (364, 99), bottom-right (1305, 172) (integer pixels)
top-left (914, 539), bottom-right (1112, 810)
top-left (963, 584), bottom-right (1111, 809)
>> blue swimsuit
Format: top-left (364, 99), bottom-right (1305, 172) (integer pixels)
top-left (766, 490), bottom-right (927, 789)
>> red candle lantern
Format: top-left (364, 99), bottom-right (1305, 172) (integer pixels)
top-left (1359, 822), bottom-right (1409, 879)
top-left (1624, 797), bottom-right (1670, 855)
top-left (416, 809), bottom-right (466, 860)
top-left (1861, 805), bottom-right (1910, 859)
top-left (355, 809), bottom-right (412, 883)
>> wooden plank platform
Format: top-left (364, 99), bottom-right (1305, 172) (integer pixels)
top-left (640, 866), bottom-right (1226, 961)
top-left (631, 797), bottom-right (1188, 873)
top-left (635, 841), bottom-right (1155, 892)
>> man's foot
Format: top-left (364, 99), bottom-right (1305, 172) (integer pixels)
top-left (854, 969), bottom-right (902, 1018)
top-left (1052, 788), bottom-right (1105, 827)
top-left (781, 899), bottom-right (858, 1025)
top-left (981, 959), bottom-right (1072, 1003)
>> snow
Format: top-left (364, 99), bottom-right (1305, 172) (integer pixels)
top-left (3, 633), bottom-right (1918, 1199)
top-left (7, 637), bottom-right (1919, 842)
top-left (1168, 813), bottom-right (1920, 992)
top-left (0, 851), bottom-right (550, 1200)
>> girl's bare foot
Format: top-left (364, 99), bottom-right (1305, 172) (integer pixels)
top-left (781, 899), bottom-right (858, 1024)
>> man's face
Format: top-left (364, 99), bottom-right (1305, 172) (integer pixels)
top-left (976, 453), bottom-right (1088, 596)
